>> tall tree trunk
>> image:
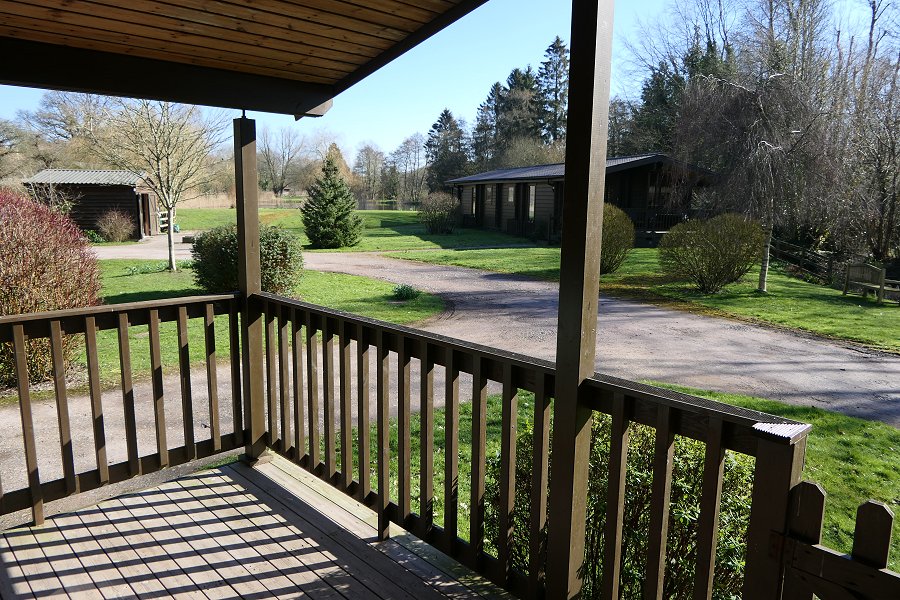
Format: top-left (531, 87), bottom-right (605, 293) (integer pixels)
top-left (167, 207), bottom-right (177, 272)
top-left (758, 224), bottom-right (773, 293)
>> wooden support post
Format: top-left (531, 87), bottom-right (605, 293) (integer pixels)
top-left (235, 116), bottom-right (265, 461)
top-left (743, 433), bottom-right (808, 599)
top-left (545, 1), bottom-right (614, 598)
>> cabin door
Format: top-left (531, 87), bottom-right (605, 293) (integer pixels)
top-left (475, 184), bottom-right (486, 226)
top-left (494, 184), bottom-right (503, 228)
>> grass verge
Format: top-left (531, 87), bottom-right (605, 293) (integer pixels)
top-left (396, 247), bottom-right (900, 353)
top-left (177, 208), bottom-right (533, 252)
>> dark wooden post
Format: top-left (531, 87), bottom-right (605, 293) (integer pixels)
top-left (743, 428), bottom-right (809, 599)
top-left (545, 1), bottom-right (615, 598)
top-left (235, 116), bottom-right (265, 460)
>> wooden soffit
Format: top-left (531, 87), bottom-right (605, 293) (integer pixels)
top-left (0, 0), bottom-right (487, 117)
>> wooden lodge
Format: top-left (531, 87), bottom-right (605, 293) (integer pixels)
top-left (449, 153), bottom-right (711, 243)
top-left (23, 169), bottom-right (160, 239)
top-left (0, 1), bottom-right (897, 599)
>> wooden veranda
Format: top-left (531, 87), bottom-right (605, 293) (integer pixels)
top-left (0, 1), bottom-right (898, 599)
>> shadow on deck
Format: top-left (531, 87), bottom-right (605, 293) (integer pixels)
top-left (0, 455), bottom-right (510, 599)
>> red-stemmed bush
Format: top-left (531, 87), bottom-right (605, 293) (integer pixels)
top-left (0, 189), bottom-right (101, 386)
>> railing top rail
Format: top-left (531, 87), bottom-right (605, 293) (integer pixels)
top-left (585, 375), bottom-right (811, 446)
top-left (0, 293), bottom-right (240, 326)
top-left (257, 291), bottom-right (558, 376)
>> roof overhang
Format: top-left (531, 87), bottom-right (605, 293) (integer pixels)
top-left (0, 1), bottom-right (489, 118)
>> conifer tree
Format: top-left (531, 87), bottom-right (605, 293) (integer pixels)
top-left (301, 156), bottom-right (362, 249)
top-left (538, 36), bottom-right (570, 142)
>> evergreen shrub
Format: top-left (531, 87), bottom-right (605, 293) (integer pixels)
top-left (659, 214), bottom-right (765, 293)
top-left (419, 192), bottom-right (458, 234)
top-left (600, 204), bottom-right (635, 274)
top-left (192, 225), bottom-right (303, 295)
top-left (301, 157), bottom-right (362, 248)
top-left (484, 413), bottom-right (754, 599)
top-left (0, 190), bottom-right (101, 386)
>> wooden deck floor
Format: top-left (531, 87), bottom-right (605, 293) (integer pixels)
top-left (0, 456), bottom-right (510, 599)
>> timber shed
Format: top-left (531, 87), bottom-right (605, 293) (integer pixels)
top-left (448, 153), bottom-right (712, 243)
top-left (23, 169), bottom-right (158, 239)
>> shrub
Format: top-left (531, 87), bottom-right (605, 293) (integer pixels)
top-left (484, 413), bottom-right (754, 599)
top-left (302, 157), bottom-right (362, 248)
top-left (191, 225), bottom-right (303, 295)
top-left (600, 204), bottom-right (635, 274)
top-left (96, 209), bottom-right (136, 242)
top-left (0, 190), bottom-right (100, 386)
top-left (392, 284), bottom-right (420, 301)
top-left (84, 229), bottom-right (105, 243)
top-left (659, 214), bottom-right (765, 293)
top-left (419, 192), bottom-right (458, 234)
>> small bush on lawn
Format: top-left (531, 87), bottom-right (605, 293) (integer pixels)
top-left (419, 192), bottom-right (459, 234)
top-left (96, 209), bottom-right (136, 242)
top-left (600, 204), bottom-right (635, 274)
top-left (484, 414), bottom-right (754, 598)
top-left (302, 156), bottom-right (362, 248)
top-left (659, 214), bottom-right (765, 293)
top-left (192, 225), bottom-right (303, 295)
top-left (392, 284), bottom-right (420, 301)
top-left (0, 190), bottom-right (100, 386)
top-left (84, 229), bottom-right (104, 243)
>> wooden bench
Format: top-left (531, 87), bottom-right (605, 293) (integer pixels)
top-left (843, 263), bottom-right (900, 304)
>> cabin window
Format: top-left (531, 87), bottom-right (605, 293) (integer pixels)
top-left (486, 185), bottom-right (494, 205)
top-left (471, 188), bottom-right (477, 215)
top-left (528, 184), bottom-right (536, 222)
top-left (506, 184), bottom-right (515, 203)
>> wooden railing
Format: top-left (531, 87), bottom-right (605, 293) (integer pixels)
top-left (0, 293), bottom-right (242, 524)
top-left (2, 291), bottom-right (897, 599)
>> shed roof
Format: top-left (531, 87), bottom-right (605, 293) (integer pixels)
top-left (23, 169), bottom-right (144, 187)
top-left (447, 153), bottom-right (674, 184)
top-left (0, 1), bottom-right (488, 117)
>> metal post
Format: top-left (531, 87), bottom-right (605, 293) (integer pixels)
top-left (546, 1), bottom-right (615, 598)
top-left (234, 116), bottom-right (265, 460)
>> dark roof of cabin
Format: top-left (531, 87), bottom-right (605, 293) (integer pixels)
top-left (447, 153), bottom-right (707, 184)
top-left (23, 169), bottom-right (144, 187)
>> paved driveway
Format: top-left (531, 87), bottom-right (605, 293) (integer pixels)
top-left (93, 238), bottom-right (900, 425)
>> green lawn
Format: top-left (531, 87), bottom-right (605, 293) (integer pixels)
top-left (397, 247), bottom-right (900, 353)
top-left (177, 208), bottom-right (532, 252)
top-left (69, 259), bottom-right (444, 388)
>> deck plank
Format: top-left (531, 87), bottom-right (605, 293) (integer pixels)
top-left (0, 459), bottom-right (513, 599)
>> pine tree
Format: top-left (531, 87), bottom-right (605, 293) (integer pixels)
top-left (425, 109), bottom-right (469, 192)
top-left (538, 36), bottom-right (570, 142)
top-left (301, 156), bottom-right (362, 249)
top-left (497, 67), bottom-right (542, 143)
top-left (472, 82), bottom-right (503, 170)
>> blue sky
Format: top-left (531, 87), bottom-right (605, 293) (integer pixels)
top-left (0, 0), bottom-right (664, 158)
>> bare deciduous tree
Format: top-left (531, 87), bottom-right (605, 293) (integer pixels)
top-left (92, 99), bottom-right (225, 271)
top-left (259, 126), bottom-right (305, 197)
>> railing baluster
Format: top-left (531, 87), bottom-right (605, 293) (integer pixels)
top-left (177, 305), bottom-right (195, 460)
top-left (398, 335), bottom-right (411, 524)
top-left (50, 320), bottom-right (77, 494)
top-left (292, 308), bottom-right (305, 464)
top-left (117, 313), bottom-right (140, 476)
top-left (694, 416), bottom-right (725, 600)
top-left (278, 305), bottom-right (291, 455)
top-left (12, 324), bottom-right (43, 525)
top-left (419, 340), bottom-right (434, 537)
top-left (497, 362), bottom-right (518, 585)
top-left (149, 309), bottom-right (168, 468)
top-left (645, 404), bottom-right (675, 600)
top-left (444, 348), bottom-right (460, 554)
top-left (602, 392), bottom-right (629, 598)
top-left (529, 372), bottom-right (551, 595)
top-left (84, 316), bottom-right (108, 483)
top-left (376, 329), bottom-right (390, 540)
top-left (204, 304), bottom-right (221, 452)
top-left (306, 311), bottom-right (320, 472)
top-left (782, 481), bottom-right (825, 600)
top-left (339, 319), bottom-right (352, 491)
top-left (323, 316), bottom-right (336, 481)
top-left (357, 323), bottom-right (371, 501)
top-left (471, 355), bottom-right (487, 565)
top-left (228, 301), bottom-right (243, 445)
top-left (265, 301), bottom-right (277, 447)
